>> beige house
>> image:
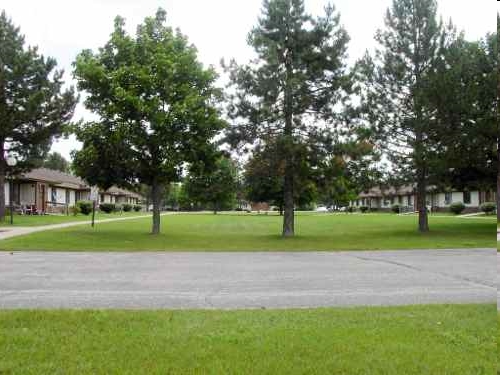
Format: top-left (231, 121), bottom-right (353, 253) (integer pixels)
top-left (350, 185), bottom-right (495, 213)
top-left (5, 168), bottom-right (143, 214)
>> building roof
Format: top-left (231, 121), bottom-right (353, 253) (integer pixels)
top-left (358, 185), bottom-right (415, 198)
top-left (20, 168), bottom-right (87, 190)
top-left (17, 168), bottom-right (143, 200)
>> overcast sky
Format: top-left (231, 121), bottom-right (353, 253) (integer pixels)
top-left (1, 0), bottom-right (498, 160)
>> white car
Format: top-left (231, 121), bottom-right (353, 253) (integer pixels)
top-left (315, 206), bottom-right (328, 212)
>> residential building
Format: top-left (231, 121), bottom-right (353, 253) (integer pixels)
top-left (350, 185), bottom-right (495, 213)
top-left (4, 168), bottom-right (143, 214)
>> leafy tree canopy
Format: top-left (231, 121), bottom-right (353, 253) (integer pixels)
top-left (72, 9), bottom-right (226, 233)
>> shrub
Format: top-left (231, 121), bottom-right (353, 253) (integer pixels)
top-left (480, 202), bottom-right (496, 215)
top-left (76, 200), bottom-right (93, 216)
top-left (69, 205), bottom-right (80, 216)
top-left (391, 204), bottom-right (400, 214)
top-left (449, 201), bottom-right (465, 215)
top-left (133, 205), bottom-right (142, 212)
top-left (347, 206), bottom-right (355, 213)
top-left (99, 203), bottom-right (116, 213)
top-left (370, 207), bottom-right (379, 212)
top-left (359, 205), bottom-right (369, 213)
top-left (122, 204), bottom-right (132, 212)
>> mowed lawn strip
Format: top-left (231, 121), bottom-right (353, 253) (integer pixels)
top-left (0, 211), bottom-right (151, 227)
top-left (0, 304), bottom-right (495, 375)
top-left (0, 213), bottom-right (494, 251)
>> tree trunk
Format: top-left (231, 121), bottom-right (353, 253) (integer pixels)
top-left (151, 181), bottom-right (163, 235)
top-left (0, 149), bottom-right (5, 222)
top-left (282, 44), bottom-right (294, 237)
top-left (497, 138), bottom-right (500, 222)
top-left (416, 175), bottom-right (429, 233)
top-left (213, 201), bottom-right (218, 215)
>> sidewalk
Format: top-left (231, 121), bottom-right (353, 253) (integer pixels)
top-left (0, 213), bottom-right (173, 240)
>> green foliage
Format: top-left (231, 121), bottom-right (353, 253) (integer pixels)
top-left (359, 206), bottom-right (369, 213)
top-left (427, 33), bottom-right (497, 191)
top-left (356, 0), bottom-right (449, 231)
top-left (224, 0), bottom-right (361, 236)
top-left (99, 203), bottom-right (116, 214)
top-left (164, 183), bottom-right (182, 210)
top-left (122, 204), bottom-right (132, 212)
top-left (133, 205), bottom-right (142, 212)
top-left (42, 152), bottom-right (70, 173)
top-left (480, 202), bottom-right (496, 215)
top-left (449, 202), bottom-right (466, 215)
top-left (72, 9), bottom-right (225, 233)
top-left (243, 142), bottom-right (317, 210)
top-left (184, 157), bottom-right (238, 213)
top-left (391, 204), bottom-right (400, 214)
top-left (0, 11), bottom-right (77, 220)
top-left (76, 201), bottom-right (93, 216)
top-left (69, 205), bottom-right (80, 216)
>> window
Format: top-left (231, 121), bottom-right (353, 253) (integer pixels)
top-left (398, 196), bottom-right (403, 204)
top-left (390, 196), bottom-right (395, 204)
top-left (51, 189), bottom-right (57, 203)
top-left (463, 191), bottom-right (471, 204)
top-left (444, 192), bottom-right (452, 205)
top-left (407, 195), bottom-right (412, 206)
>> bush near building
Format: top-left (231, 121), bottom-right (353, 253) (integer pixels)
top-left (122, 204), bottom-right (132, 212)
top-left (76, 201), bottom-right (93, 216)
top-left (99, 203), bottom-right (116, 214)
top-left (480, 202), bottom-right (496, 215)
top-left (449, 202), bottom-right (466, 215)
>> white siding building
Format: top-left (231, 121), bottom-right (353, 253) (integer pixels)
top-left (351, 185), bottom-right (495, 213)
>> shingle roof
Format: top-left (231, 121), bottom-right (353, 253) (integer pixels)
top-left (18, 168), bottom-right (143, 199)
top-left (20, 168), bottom-right (87, 189)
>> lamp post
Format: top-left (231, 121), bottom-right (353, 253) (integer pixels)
top-left (5, 155), bottom-right (16, 225)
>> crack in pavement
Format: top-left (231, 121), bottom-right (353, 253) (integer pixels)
top-left (347, 253), bottom-right (495, 290)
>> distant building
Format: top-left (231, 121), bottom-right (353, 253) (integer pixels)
top-left (350, 185), bottom-right (495, 213)
top-left (4, 168), bottom-right (142, 214)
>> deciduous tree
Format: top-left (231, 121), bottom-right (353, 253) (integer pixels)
top-left (72, 10), bottom-right (225, 234)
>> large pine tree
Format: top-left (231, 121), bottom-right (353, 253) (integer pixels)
top-left (357, 0), bottom-right (448, 232)
top-left (0, 11), bottom-right (77, 220)
top-left (225, 0), bottom-right (352, 237)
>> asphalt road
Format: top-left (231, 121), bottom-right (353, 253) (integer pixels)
top-left (0, 249), bottom-right (495, 309)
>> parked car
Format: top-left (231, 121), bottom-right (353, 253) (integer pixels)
top-left (315, 206), bottom-right (328, 212)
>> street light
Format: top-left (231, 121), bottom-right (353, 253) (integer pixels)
top-left (5, 155), bottom-right (17, 225)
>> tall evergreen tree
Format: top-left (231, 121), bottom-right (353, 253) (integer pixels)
top-left (0, 11), bottom-right (77, 220)
top-left (427, 33), bottom-right (497, 193)
top-left (497, 14), bottom-right (499, 222)
top-left (72, 10), bottom-right (225, 234)
top-left (225, 0), bottom-right (351, 236)
top-left (357, 0), bottom-right (449, 232)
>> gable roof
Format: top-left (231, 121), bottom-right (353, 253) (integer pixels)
top-left (20, 168), bottom-right (87, 190)
top-left (17, 168), bottom-right (143, 199)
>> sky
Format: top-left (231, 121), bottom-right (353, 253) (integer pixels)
top-left (1, 0), bottom-right (498, 160)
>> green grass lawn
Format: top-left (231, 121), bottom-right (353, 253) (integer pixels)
top-left (0, 211), bottom-right (149, 227)
top-left (0, 213), bottom-right (494, 251)
top-left (0, 304), bottom-right (494, 375)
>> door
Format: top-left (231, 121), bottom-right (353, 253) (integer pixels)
top-left (37, 183), bottom-right (47, 213)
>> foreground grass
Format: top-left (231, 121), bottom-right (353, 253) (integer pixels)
top-left (0, 213), bottom-right (494, 251)
top-left (0, 304), bottom-right (495, 375)
top-left (0, 211), bottom-right (149, 227)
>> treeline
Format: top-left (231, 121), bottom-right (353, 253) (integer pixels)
top-left (0, 0), bottom-right (496, 236)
